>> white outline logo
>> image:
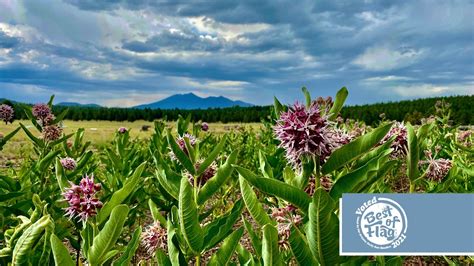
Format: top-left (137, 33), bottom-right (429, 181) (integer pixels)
top-left (356, 197), bottom-right (407, 249)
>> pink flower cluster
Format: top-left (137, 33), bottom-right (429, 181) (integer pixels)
top-left (0, 104), bottom-right (14, 124)
top-left (271, 206), bottom-right (303, 250)
top-left (32, 104), bottom-right (56, 126)
top-left (140, 222), bottom-right (168, 259)
top-left (63, 175), bottom-right (103, 221)
top-left (420, 151), bottom-right (452, 182)
top-left (380, 122), bottom-right (408, 158)
top-left (274, 102), bottom-right (332, 166)
top-left (304, 176), bottom-right (333, 196)
top-left (187, 161), bottom-right (217, 186)
top-left (118, 127), bottom-right (127, 134)
top-left (60, 157), bottom-right (77, 171)
top-left (170, 133), bottom-right (197, 160)
top-left (201, 122), bottom-right (209, 132)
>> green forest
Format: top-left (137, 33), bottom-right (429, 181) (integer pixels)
top-left (3, 95), bottom-right (473, 125)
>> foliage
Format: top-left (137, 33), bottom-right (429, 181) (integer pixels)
top-left (0, 89), bottom-right (472, 265)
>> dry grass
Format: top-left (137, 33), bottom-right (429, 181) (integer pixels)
top-left (0, 120), bottom-right (261, 160)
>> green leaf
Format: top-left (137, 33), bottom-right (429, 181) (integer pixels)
top-left (178, 178), bottom-right (203, 254)
top-left (53, 108), bottom-right (69, 124)
top-left (197, 135), bottom-right (227, 176)
top-left (148, 199), bottom-right (167, 226)
top-left (167, 130), bottom-right (195, 175)
top-left (88, 205), bottom-right (129, 266)
top-left (243, 219), bottom-right (262, 259)
top-left (37, 150), bottom-right (61, 172)
top-left (289, 224), bottom-right (317, 266)
top-left (330, 153), bottom-right (390, 199)
top-left (238, 175), bottom-right (273, 227)
top-left (50, 234), bottom-right (75, 266)
top-left (112, 226), bottom-right (141, 266)
top-left (273, 96), bottom-right (285, 117)
top-left (209, 227), bottom-right (244, 266)
top-left (47, 95), bottom-right (55, 107)
top-left (156, 249), bottom-right (172, 266)
top-left (197, 150), bottom-right (237, 205)
top-left (97, 162), bottom-right (145, 224)
top-left (308, 188), bottom-right (339, 266)
top-left (202, 199), bottom-right (243, 250)
top-left (406, 123), bottom-right (419, 181)
top-left (155, 168), bottom-right (180, 200)
top-left (302, 86), bottom-right (312, 108)
top-left (20, 123), bottom-right (44, 148)
top-left (262, 224), bottom-right (282, 266)
top-left (259, 151), bottom-right (273, 179)
top-left (167, 220), bottom-right (181, 266)
top-left (235, 166), bottom-right (311, 212)
top-left (322, 123), bottom-right (393, 174)
top-left (328, 87), bottom-right (348, 120)
top-left (12, 215), bottom-right (52, 265)
top-left (0, 126), bottom-right (20, 148)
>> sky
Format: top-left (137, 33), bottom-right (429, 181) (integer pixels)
top-left (0, 0), bottom-right (473, 107)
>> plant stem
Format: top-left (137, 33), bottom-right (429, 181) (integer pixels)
top-left (314, 156), bottom-right (321, 188)
top-left (76, 228), bottom-right (81, 266)
top-left (195, 255), bottom-right (201, 266)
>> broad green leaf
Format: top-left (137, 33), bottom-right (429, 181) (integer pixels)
top-left (308, 188), bottom-right (339, 266)
top-left (197, 135), bottom-right (227, 176)
top-left (406, 123), bottom-right (419, 182)
top-left (20, 123), bottom-right (44, 148)
top-left (167, 130), bottom-right (195, 174)
top-left (155, 168), bottom-right (180, 200)
top-left (235, 166), bottom-right (311, 212)
top-left (37, 150), bottom-right (61, 171)
top-left (55, 159), bottom-right (68, 192)
top-left (97, 162), bottom-right (145, 224)
top-left (262, 224), bottom-right (282, 266)
top-left (330, 153), bottom-right (389, 199)
top-left (148, 199), bottom-right (167, 226)
top-left (322, 123), bottom-right (393, 174)
top-left (202, 199), bottom-right (243, 250)
top-left (289, 224), bottom-right (317, 266)
top-left (50, 234), bottom-right (74, 266)
top-left (243, 219), bottom-right (262, 259)
top-left (302, 86), bottom-right (312, 108)
top-left (238, 175), bottom-right (273, 227)
top-left (236, 244), bottom-right (254, 265)
top-left (167, 220), bottom-right (181, 266)
top-left (328, 87), bottom-right (348, 120)
top-left (112, 226), bottom-right (141, 266)
top-left (156, 249), bottom-right (172, 266)
top-left (259, 151), bottom-right (273, 179)
top-left (178, 178), bottom-right (203, 254)
top-left (12, 215), bottom-right (52, 265)
top-left (197, 150), bottom-right (237, 205)
top-left (357, 160), bottom-right (397, 193)
top-left (89, 205), bottom-right (129, 266)
top-left (209, 227), bottom-right (244, 266)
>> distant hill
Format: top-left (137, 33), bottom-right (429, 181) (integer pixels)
top-left (56, 102), bottom-right (101, 108)
top-left (134, 93), bottom-right (253, 109)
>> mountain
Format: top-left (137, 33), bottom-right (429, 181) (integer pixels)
top-left (56, 102), bottom-right (101, 108)
top-left (133, 93), bottom-right (253, 109)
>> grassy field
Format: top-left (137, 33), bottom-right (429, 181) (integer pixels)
top-left (0, 120), bottom-right (261, 164)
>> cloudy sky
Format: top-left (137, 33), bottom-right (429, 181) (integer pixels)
top-left (0, 0), bottom-right (473, 107)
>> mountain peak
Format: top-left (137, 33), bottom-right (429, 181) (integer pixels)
top-left (134, 93), bottom-right (253, 109)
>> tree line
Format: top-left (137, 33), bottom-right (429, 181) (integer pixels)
top-left (3, 95), bottom-right (473, 125)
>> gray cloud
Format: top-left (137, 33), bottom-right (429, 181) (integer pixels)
top-left (0, 0), bottom-right (472, 106)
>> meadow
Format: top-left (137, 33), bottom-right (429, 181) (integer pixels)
top-left (0, 88), bottom-right (472, 265)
